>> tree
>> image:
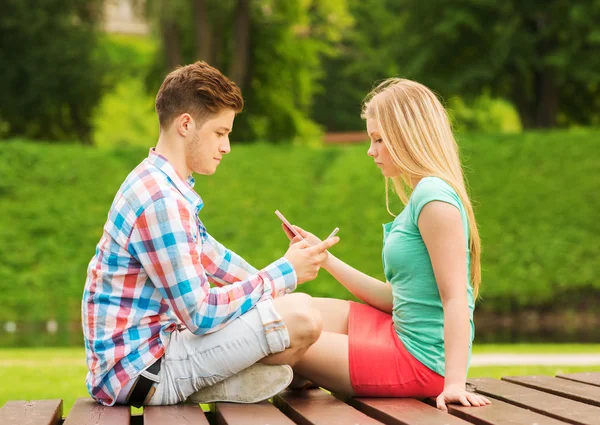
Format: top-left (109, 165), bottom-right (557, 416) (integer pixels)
top-left (145, 0), bottom-right (352, 142)
top-left (311, 0), bottom-right (405, 131)
top-left (0, 0), bottom-right (108, 143)
top-left (394, 0), bottom-right (600, 128)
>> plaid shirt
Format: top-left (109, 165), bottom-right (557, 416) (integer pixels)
top-left (82, 149), bottom-right (297, 406)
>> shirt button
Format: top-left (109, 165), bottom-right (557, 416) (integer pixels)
top-left (285, 288), bottom-right (292, 294)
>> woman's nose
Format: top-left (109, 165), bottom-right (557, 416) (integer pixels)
top-left (367, 145), bottom-right (376, 157)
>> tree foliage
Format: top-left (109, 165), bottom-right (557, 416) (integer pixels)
top-left (394, 0), bottom-right (600, 128)
top-left (0, 0), bottom-right (108, 143)
top-left (144, 0), bottom-right (352, 142)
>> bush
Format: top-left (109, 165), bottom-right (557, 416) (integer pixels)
top-left (0, 130), bottom-right (598, 321)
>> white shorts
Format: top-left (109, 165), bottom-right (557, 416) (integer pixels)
top-left (116, 298), bottom-right (289, 405)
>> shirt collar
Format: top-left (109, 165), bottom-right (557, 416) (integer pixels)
top-left (147, 148), bottom-right (204, 213)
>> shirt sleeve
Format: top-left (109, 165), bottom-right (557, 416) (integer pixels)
top-left (202, 233), bottom-right (259, 286)
top-left (127, 196), bottom-right (297, 335)
top-left (410, 177), bottom-right (462, 225)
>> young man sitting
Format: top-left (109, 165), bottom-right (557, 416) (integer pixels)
top-left (81, 61), bottom-right (339, 407)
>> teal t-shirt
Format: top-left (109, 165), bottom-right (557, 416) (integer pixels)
top-left (382, 176), bottom-right (475, 377)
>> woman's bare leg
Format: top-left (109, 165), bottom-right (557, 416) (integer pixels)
top-left (311, 297), bottom-right (351, 334)
top-left (292, 331), bottom-right (354, 395)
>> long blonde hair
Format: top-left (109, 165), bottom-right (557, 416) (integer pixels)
top-left (362, 78), bottom-right (481, 298)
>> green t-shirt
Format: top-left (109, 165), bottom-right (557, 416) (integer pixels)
top-left (382, 176), bottom-right (475, 376)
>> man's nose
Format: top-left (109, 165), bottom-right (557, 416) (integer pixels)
top-left (221, 138), bottom-right (231, 154)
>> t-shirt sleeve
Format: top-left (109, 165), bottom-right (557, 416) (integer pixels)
top-left (410, 177), bottom-right (462, 225)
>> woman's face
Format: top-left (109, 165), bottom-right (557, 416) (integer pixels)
top-left (366, 117), bottom-right (401, 177)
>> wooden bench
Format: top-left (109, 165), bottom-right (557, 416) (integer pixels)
top-left (1, 372), bottom-right (599, 424)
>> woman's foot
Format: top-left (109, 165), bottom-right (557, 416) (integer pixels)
top-left (288, 374), bottom-right (319, 390)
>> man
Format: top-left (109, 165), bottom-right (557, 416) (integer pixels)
top-left (82, 61), bottom-right (338, 407)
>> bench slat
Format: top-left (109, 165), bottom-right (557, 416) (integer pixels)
top-left (215, 401), bottom-right (296, 425)
top-left (274, 389), bottom-right (382, 425)
top-left (434, 396), bottom-right (570, 425)
top-left (0, 399), bottom-right (62, 425)
top-left (144, 404), bottom-right (209, 425)
top-left (63, 398), bottom-right (130, 425)
top-left (503, 375), bottom-right (600, 407)
top-left (344, 397), bottom-right (472, 425)
top-left (557, 372), bottom-right (600, 388)
top-left (468, 378), bottom-right (600, 425)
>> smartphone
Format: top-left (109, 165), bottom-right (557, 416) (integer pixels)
top-left (275, 210), bottom-right (302, 239)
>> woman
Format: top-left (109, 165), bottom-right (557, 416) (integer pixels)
top-left (283, 78), bottom-right (491, 411)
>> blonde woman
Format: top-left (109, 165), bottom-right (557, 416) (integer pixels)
top-left (282, 79), bottom-right (491, 411)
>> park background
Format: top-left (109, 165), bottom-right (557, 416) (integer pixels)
top-left (1, 0), bottom-right (599, 414)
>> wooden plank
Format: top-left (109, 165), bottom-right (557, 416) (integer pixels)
top-left (503, 375), bottom-right (600, 407)
top-left (468, 378), bottom-right (600, 425)
top-left (557, 372), bottom-right (600, 388)
top-left (274, 389), bottom-right (383, 425)
top-left (144, 404), bottom-right (210, 425)
top-left (426, 396), bottom-right (570, 425)
top-left (215, 401), bottom-right (296, 425)
top-left (344, 397), bottom-right (473, 425)
top-left (0, 399), bottom-right (62, 425)
top-left (63, 398), bottom-right (130, 425)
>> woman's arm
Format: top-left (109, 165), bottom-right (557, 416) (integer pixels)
top-left (283, 225), bottom-right (393, 313)
top-left (418, 201), bottom-right (491, 411)
top-left (324, 253), bottom-right (393, 313)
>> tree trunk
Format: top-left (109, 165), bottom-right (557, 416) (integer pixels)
top-left (534, 70), bottom-right (559, 128)
top-left (229, 0), bottom-right (251, 90)
top-left (511, 75), bottom-right (535, 129)
top-left (194, 0), bottom-right (213, 63)
top-left (532, 11), bottom-right (558, 128)
top-left (160, 17), bottom-right (183, 70)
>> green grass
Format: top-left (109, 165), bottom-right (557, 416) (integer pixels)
top-left (1, 347), bottom-right (599, 415)
top-left (468, 365), bottom-right (600, 379)
top-left (473, 344), bottom-right (600, 354)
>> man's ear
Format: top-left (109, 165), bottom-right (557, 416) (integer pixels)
top-left (176, 113), bottom-right (193, 137)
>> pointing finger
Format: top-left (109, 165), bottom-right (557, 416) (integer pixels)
top-left (308, 236), bottom-right (340, 253)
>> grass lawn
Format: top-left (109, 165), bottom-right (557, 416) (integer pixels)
top-left (472, 344), bottom-right (600, 354)
top-left (1, 346), bottom-right (599, 416)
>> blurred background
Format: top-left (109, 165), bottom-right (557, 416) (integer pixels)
top-left (0, 0), bottom-right (599, 414)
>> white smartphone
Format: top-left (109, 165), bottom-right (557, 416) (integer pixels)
top-left (275, 210), bottom-right (302, 239)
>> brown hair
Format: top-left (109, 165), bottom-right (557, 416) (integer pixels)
top-left (155, 61), bottom-right (244, 129)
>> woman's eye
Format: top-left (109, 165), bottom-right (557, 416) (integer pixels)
top-left (375, 138), bottom-right (383, 143)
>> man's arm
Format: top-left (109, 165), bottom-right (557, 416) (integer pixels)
top-left (127, 196), bottom-right (297, 335)
top-left (202, 233), bottom-right (259, 286)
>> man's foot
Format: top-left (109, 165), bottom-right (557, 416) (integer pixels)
top-left (186, 363), bottom-right (293, 404)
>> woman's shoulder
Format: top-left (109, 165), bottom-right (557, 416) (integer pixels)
top-left (412, 176), bottom-right (459, 201)
top-left (409, 177), bottom-right (463, 222)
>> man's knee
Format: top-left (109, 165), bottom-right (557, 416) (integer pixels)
top-left (273, 293), bottom-right (323, 349)
top-left (292, 306), bottom-right (322, 348)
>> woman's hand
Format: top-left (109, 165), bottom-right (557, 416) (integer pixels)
top-left (281, 224), bottom-right (323, 246)
top-left (436, 384), bottom-right (491, 412)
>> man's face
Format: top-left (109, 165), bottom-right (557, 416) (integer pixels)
top-left (186, 109), bottom-right (235, 175)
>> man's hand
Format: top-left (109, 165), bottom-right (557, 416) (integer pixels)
top-left (284, 235), bottom-right (339, 284)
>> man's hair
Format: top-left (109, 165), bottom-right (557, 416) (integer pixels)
top-left (155, 61), bottom-right (244, 129)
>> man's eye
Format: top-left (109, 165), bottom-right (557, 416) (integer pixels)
top-left (217, 133), bottom-right (224, 137)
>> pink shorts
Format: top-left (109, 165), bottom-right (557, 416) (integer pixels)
top-left (348, 301), bottom-right (444, 397)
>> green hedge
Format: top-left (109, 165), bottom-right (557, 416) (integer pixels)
top-left (1, 131), bottom-right (598, 321)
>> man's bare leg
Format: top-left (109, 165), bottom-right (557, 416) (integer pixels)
top-left (259, 293), bottom-right (323, 367)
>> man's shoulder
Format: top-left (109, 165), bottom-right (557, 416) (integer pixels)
top-left (120, 161), bottom-right (184, 211)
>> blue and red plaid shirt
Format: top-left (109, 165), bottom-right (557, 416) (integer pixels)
top-left (82, 149), bottom-right (297, 406)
